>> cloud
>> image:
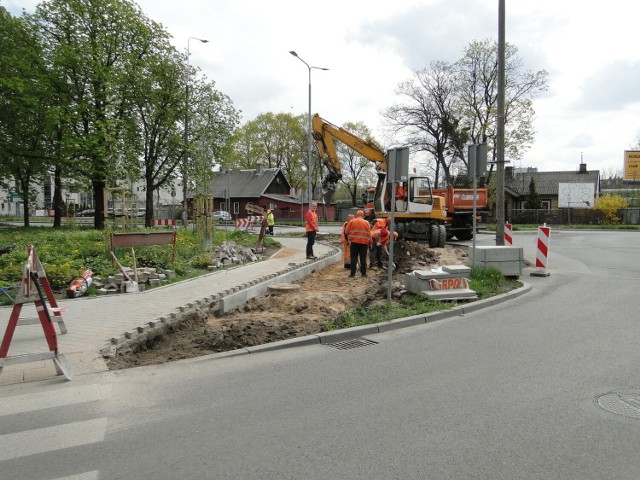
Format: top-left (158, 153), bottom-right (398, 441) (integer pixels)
top-left (575, 60), bottom-right (640, 111)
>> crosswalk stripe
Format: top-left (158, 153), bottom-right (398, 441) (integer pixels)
top-left (0, 384), bottom-right (110, 416)
top-left (52, 471), bottom-right (100, 480)
top-left (0, 417), bottom-right (107, 462)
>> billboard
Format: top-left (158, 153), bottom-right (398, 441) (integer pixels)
top-left (558, 183), bottom-right (595, 208)
top-left (624, 150), bottom-right (640, 181)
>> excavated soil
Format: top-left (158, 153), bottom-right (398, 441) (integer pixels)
top-left (107, 236), bottom-right (469, 369)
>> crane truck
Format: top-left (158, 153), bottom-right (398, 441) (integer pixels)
top-left (312, 113), bottom-right (448, 247)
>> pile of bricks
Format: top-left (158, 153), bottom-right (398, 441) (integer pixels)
top-left (207, 241), bottom-right (261, 270)
top-left (94, 267), bottom-right (176, 295)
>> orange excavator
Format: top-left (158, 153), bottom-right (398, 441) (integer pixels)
top-left (312, 114), bottom-right (448, 247)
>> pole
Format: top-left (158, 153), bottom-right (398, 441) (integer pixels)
top-left (495, 0), bottom-right (506, 245)
top-left (183, 37), bottom-right (208, 229)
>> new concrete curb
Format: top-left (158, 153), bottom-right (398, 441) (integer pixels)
top-left (177, 281), bottom-right (532, 362)
top-left (102, 244), bottom-right (342, 359)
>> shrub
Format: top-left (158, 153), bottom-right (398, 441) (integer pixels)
top-left (594, 194), bottom-right (628, 224)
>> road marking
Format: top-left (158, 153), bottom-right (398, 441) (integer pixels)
top-left (0, 417), bottom-right (107, 461)
top-left (0, 384), bottom-right (110, 416)
top-left (52, 471), bottom-right (100, 480)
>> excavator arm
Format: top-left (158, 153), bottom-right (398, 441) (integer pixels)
top-left (311, 113), bottom-right (387, 204)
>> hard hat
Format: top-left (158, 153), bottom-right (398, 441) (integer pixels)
top-left (356, 210), bottom-right (364, 216)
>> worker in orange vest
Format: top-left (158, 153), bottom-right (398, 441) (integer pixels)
top-left (369, 218), bottom-right (386, 269)
top-left (305, 201), bottom-right (319, 259)
top-left (344, 210), bottom-right (371, 277)
top-left (395, 182), bottom-right (407, 211)
top-left (341, 214), bottom-right (355, 269)
top-left (372, 221), bottom-right (399, 269)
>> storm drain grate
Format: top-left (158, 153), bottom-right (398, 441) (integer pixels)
top-left (594, 390), bottom-right (640, 420)
top-left (327, 338), bottom-right (378, 350)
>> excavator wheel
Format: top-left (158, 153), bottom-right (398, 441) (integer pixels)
top-left (428, 224), bottom-right (439, 248)
top-left (437, 225), bottom-right (447, 248)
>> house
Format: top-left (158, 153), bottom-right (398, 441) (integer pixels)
top-left (200, 167), bottom-right (336, 222)
top-left (504, 163), bottom-right (601, 224)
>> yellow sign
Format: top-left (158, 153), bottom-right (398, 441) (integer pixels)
top-left (624, 150), bottom-right (640, 181)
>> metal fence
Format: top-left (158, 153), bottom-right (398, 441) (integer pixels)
top-left (506, 208), bottom-right (640, 226)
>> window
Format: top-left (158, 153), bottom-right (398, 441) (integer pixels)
top-left (541, 200), bottom-right (550, 211)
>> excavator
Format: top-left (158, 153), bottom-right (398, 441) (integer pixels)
top-left (312, 114), bottom-right (447, 247)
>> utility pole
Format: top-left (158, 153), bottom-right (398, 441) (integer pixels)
top-left (495, 0), bottom-right (506, 245)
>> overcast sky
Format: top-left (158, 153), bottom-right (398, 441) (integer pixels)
top-left (5, 0), bottom-right (640, 177)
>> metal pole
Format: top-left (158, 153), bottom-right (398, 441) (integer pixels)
top-left (495, 0), bottom-right (506, 245)
top-left (183, 37), bottom-right (208, 229)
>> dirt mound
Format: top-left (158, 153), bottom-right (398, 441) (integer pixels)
top-left (107, 237), bottom-right (469, 369)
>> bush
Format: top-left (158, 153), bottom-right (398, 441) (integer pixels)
top-left (594, 194), bottom-right (628, 224)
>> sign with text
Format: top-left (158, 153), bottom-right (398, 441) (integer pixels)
top-left (624, 150), bottom-right (640, 181)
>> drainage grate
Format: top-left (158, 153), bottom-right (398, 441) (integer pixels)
top-left (594, 389), bottom-right (640, 420)
top-left (327, 338), bottom-right (378, 350)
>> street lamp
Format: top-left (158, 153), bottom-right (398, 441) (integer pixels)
top-left (183, 36), bottom-right (209, 228)
top-left (289, 51), bottom-right (328, 215)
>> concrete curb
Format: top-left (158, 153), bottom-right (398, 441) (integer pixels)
top-left (103, 243), bottom-right (342, 359)
top-left (182, 281), bottom-right (532, 362)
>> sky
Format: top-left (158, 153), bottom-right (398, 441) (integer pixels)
top-left (4, 0), bottom-right (640, 177)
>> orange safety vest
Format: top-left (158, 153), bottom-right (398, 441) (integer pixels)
top-left (341, 219), bottom-right (351, 243)
top-left (305, 209), bottom-right (318, 232)
top-left (345, 217), bottom-right (371, 245)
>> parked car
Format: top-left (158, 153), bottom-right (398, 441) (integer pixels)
top-left (213, 211), bottom-right (231, 221)
top-left (77, 209), bottom-right (95, 217)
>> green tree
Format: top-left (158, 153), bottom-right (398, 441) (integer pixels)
top-left (523, 177), bottom-right (541, 209)
top-left (335, 121), bottom-right (379, 206)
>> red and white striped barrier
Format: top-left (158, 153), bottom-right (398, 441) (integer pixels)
top-left (535, 224), bottom-right (550, 269)
top-left (151, 219), bottom-right (176, 226)
top-left (235, 216), bottom-right (264, 229)
top-left (504, 222), bottom-right (513, 246)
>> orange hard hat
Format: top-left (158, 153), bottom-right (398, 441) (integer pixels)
top-left (356, 210), bottom-right (364, 216)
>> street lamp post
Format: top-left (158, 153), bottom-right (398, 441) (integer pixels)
top-left (183, 36), bottom-right (209, 228)
top-left (289, 51), bottom-right (328, 216)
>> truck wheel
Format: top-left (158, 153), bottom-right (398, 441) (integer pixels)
top-left (456, 230), bottom-right (473, 241)
top-left (428, 224), bottom-right (439, 248)
top-left (437, 225), bottom-right (447, 248)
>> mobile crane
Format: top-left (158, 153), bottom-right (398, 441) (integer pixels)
top-left (312, 114), bottom-right (447, 247)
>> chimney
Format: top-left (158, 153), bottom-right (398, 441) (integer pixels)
top-left (579, 163), bottom-right (587, 173)
top-left (255, 165), bottom-right (263, 175)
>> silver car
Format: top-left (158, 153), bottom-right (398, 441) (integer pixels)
top-left (213, 211), bottom-right (231, 221)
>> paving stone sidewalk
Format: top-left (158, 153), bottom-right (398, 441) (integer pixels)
top-left (0, 237), bottom-right (337, 386)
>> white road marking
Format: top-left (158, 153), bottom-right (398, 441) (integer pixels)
top-left (52, 471), bottom-right (100, 480)
top-left (0, 417), bottom-right (107, 461)
top-left (0, 384), bottom-right (110, 416)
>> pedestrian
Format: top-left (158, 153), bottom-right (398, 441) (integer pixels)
top-left (341, 214), bottom-right (355, 269)
top-left (305, 201), bottom-right (319, 259)
top-left (266, 209), bottom-right (275, 236)
top-left (344, 209), bottom-right (371, 277)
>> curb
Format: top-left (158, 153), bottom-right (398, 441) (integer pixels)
top-left (172, 281), bottom-right (533, 362)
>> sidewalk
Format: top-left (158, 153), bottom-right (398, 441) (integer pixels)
top-left (0, 237), bottom-right (339, 386)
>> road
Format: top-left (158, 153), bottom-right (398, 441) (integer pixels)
top-left (1, 230), bottom-right (640, 479)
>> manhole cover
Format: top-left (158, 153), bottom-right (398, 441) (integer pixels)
top-left (327, 338), bottom-right (378, 350)
top-left (594, 390), bottom-right (640, 419)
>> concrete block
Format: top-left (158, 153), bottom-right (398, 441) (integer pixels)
top-left (442, 265), bottom-right (471, 276)
top-left (472, 246), bottom-right (523, 276)
top-left (419, 288), bottom-right (478, 301)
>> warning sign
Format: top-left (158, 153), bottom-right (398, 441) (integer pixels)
top-left (624, 150), bottom-right (640, 181)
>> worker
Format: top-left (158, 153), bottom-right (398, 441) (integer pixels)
top-left (305, 201), bottom-right (319, 259)
top-left (266, 209), bottom-right (275, 236)
top-left (378, 222), bottom-right (399, 265)
top-left (369, 218), bottom-right (386, 269)
top-left (344, 210), bottom-right (371, 277)
top-left (341, 214), bottom-right (355, 269)
top-left (395, 182), bottom-right (407, 211)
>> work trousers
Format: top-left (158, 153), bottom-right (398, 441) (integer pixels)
top-left (306, 230), bottom-right (316, 257)
top-left (349, 242), bottom-right (369, 276)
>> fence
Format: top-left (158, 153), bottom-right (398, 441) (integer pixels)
top-left (507, 208), bottom-right (640, 226)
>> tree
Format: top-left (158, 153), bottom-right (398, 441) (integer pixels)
top-left (335, 121), bottom-right (379, 205)
top-left (383, 61), bottom-right (467, 187)
top-left (455, 39), bottom-right (548, 165)
top-left (523, 177), bottom-right (541, 210)
top-left (36, 0), bottom-right (166, 229)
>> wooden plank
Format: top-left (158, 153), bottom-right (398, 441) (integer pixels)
top-left (110, 231), bottom-right (176, 248)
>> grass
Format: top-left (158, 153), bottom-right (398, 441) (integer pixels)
top-left (324, 266), bottom-right (521, 330)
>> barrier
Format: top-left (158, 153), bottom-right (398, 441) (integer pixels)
top-left (0, 246), bottom-right (73, 380)
top-left (531, 224), bottom-right (551, 277)
top-left (151, 219), bottom-right (176, 226)
top-left (504, 222), bottom-right (513, 246)
top-left (235, 216), bottom-right (263, 231)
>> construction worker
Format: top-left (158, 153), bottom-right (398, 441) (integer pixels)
top-left (395, 182), bottom-right (407, 211)
top-left (377, 222), bottom-right (399, 268)
top-left (369, 218), bottom-right (386, 269)
top-left (344, 210), bottom-right (371, 277)
top-left (341, 214), bottom-right (355, 269)
top-left (305, 201), bottom-right (319, 259)
top-left (266, 209), bottom-right (275, 236)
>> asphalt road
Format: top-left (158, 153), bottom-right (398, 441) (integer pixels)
top-left (1, 230), bottom-right (640, 480)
